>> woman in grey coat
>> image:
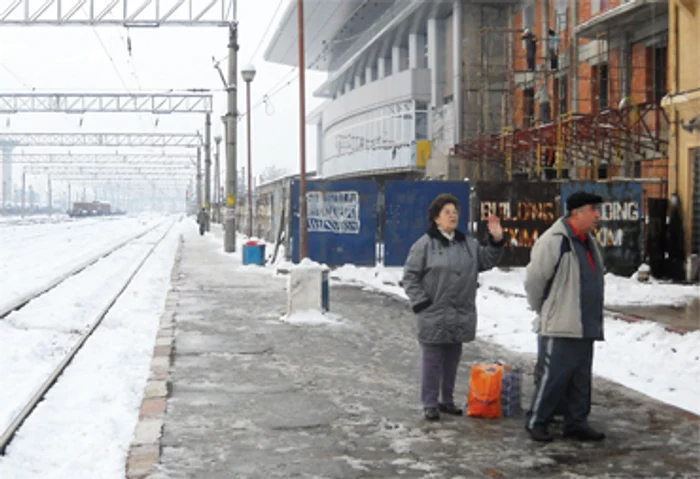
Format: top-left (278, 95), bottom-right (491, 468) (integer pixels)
top-left (402, 194), bottom-right (504, 421)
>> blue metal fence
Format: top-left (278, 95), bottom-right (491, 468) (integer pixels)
top-left (291, 179), bottom-right (378, 266)
top-left (383, 181), bottom-right (471, 266)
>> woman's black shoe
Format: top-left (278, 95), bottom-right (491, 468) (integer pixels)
top-left (424, 407), bottom-right (440, 421)
top-left (438, 403), bottom-right (464, 416)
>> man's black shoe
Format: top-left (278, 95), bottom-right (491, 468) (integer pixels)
top-left (525, 425), bottom-right (553, 442)
top-left (563, 426), bottom-right (605, 441)
top-left (438, 403), bottom-right (463, 416)
top-left (424, 407), bottom-right (440, 421)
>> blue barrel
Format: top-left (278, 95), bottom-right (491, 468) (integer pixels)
top-left (242, 244), bottom-right (266, 265)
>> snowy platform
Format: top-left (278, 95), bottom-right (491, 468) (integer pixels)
top-left (135, 225), bottom-right (699, 478)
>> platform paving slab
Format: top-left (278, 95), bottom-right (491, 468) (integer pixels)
top-left (135, 228), bottom-right (699, 479)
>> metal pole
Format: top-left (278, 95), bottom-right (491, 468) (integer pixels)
top-left (204, 112), bottom-right (212, 231)
top-left (224, 22), bottom-right (239, 253)
top-left (196, 146), bottom-right (202, 211)
top-left (246, 79), bottom-right (253, 238)
top-left (297, 0), bottom-right (309, 259)
top-left (214, 135), bottom-right (221, 223)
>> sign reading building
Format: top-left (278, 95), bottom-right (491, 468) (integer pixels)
top-left (476, 182), bottom-right (560, 266)
top-left (561, 182), bottom-right (643, 277)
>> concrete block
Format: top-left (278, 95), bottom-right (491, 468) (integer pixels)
top-left (145, 380), bottom-right (168, 398)
top-left (132, 418), bottom-right (163, 446)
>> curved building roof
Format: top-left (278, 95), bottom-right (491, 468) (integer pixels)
top-left (264, 0), bottom-right (397, 71)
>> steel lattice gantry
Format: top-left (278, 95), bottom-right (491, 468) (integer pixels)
top-left (0, 93), bottom-right (213, 114)
top-left (26, 164), bottom-right (192, 175)
top-left (0, 0), bottom-right (233, 26)
top-left (12, 153), bottom-right (195, 165)
top-left (0, 132), bottom-right (201, 148)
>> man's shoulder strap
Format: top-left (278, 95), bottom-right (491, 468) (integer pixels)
top-left (542, 236), bottom-right (571, 301)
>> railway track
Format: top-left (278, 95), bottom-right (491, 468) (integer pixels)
top-left (0, 218), bottom-right (177, 455)
top-left (0, 221), bottom-right (163, 319)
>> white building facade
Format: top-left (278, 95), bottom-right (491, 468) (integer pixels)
top-left (265, 0), bottom-right (477, 180)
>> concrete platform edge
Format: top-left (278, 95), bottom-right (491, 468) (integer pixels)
top-left (125, 234), bottom-right (183, 479)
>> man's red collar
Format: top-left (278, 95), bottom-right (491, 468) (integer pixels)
top-left (567, 219), bottom-right (588, 242)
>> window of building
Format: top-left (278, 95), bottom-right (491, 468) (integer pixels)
top-left (592, 0), bottom-right (613, 15)
top-left (324, 100), bottom-right (419, 163)
top-left (633, 160), bottom-right (642, 178)
top-left (653, 46), bottom-right (667, 105)
top-left (554, 0), bottom-right (568, 31)
top-left (558, 75), bottom-right (569, 115)
top-left (593, 63), bottom-right (609, 112)
top-left (415, 101), bottom-right (429, 140)
top-left (523, 2), bottom-right (535, 29)
top-left (523, 88), bottom-right (535, 128)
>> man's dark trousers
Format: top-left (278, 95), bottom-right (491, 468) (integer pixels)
top-left (527, 337), bottom-right (594, 430)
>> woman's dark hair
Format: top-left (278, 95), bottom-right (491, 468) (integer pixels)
top-left (428, 193), bottom-right (460, 225)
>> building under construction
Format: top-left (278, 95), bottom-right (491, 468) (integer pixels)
top-left (265, 0), bottom-right (698, 274)
top-left (451, 1), bottom-right (669, 196)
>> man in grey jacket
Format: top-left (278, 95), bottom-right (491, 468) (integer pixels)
top-left (524, 191), bottom-right (606, 442)
top-left (403, 194), bottom-right (504, 421)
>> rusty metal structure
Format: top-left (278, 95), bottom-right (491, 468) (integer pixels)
top-left (452, 1), bottom-right (670, 191)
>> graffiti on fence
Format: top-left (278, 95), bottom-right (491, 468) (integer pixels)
top-left (307, 190), bottom-right (360, 234)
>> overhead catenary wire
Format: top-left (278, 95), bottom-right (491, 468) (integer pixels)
top-left (0, 63), bottom-right (34, 90)
top-left (248, 0), bottom-right (285, 64)
top-left (219, 0), bottom-right (339, 119)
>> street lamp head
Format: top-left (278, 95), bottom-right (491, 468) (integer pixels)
top-left (214, 135), bottom-right (222, 144)
top-left (241, 65), bottom-right (256, 83)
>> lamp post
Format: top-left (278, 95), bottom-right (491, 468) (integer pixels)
top-left (241, 64), bottom-right (256, 238)
top-left (297, 0), bottom-right (308, 259)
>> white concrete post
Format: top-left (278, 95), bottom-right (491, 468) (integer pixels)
top-left (409, 33), bottom-right (426, 69)
top-left (377, 57), bottom-right (387, 79)
top-left (392, 45), bottom-right (402, 75)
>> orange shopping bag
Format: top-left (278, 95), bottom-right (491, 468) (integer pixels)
top-left (467, 363), bottom-right (504, 418)
top-left (466, 363), bottom-right (521, 418)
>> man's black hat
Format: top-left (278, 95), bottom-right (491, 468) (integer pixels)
top-left (566, 191), bottom-right (603, 212)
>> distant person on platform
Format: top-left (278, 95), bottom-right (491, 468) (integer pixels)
top-left (402, 193), bottom-right (504, 422)
top-left (197, 207), bottom-right (209, 236)
top-left (524, 191), bottom-right (606, 442)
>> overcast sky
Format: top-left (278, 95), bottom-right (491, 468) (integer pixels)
top-left (0, 0), bottom-right (326, 198)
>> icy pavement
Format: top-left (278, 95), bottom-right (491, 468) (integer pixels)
top-left (147, 226), bottom-right (699, 478)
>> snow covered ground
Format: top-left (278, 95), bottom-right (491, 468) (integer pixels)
top-left (0, 214), bottom-right (167, 314)
top-left (0, 215), bottom-right (182, 478)
top-left (0, 216), bottom-right (697, 478)
top-left (327, 263), bottom-right (700, 416)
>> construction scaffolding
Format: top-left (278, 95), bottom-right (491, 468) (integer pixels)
top-left (453, 1), bottom-right (669, 198)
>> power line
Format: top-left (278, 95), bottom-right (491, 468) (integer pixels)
top-left (0, 63), bottom-right (33, 90)
top-left (89, 27), bottom-right (131, 92)
top-left (249, 0), bottom-right (285, 63)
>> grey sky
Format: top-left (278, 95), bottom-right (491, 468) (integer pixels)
top-left (0, 0), bottom-right (326, 197)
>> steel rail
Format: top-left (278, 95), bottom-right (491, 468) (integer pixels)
top-left (0, 218), bottom-right (176, 455)
top-left (0, 222), bottom-right (161, 319)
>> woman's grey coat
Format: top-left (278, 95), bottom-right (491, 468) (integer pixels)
top-left (402, 224), bottom-right (504, 343)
